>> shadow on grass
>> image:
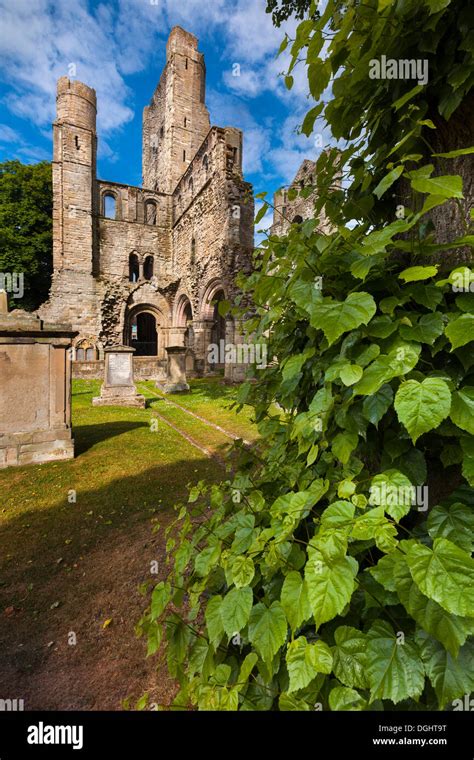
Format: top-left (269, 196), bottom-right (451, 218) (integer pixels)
top-left (74, 421), bottom-right (149, 455)
top-left (0, 454), bottom-right (221, 680)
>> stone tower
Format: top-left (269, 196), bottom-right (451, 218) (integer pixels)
top-left (52, 77), bottom-right (98, 273)
top-left (142, 27), bottom-right (211, 193)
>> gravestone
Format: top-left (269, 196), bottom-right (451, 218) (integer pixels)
top-left (156, 346), bottom-right (190, 393)
top-left (92, 345), bottom-right (145, 408)
top-left (0, 295), bottom-right (77, 468)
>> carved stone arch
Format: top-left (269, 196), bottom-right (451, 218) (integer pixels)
top-left (199, 279), bottom-right (228, 321)
top-left (173, 291), bottom-right (193, 327)
top-left (101, 188), bottom-right (120, 220)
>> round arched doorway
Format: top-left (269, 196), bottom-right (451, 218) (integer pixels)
top-left (130, 311), bottom-right (158, 356)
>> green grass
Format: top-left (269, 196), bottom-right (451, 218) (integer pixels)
top-left (0, 378), bottom-right (256, 603)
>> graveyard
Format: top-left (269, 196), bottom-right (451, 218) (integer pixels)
top-left (0, 378), bottom-right (256, 709)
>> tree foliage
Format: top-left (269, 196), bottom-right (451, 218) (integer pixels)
top-left (0, 160), bottom-right (53, 310)
top-left (139, 0), bottom-right (474, 711)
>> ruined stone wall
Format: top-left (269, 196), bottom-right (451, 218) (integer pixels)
top-left (142, 27), bottom-right (210, 194)
top-left (171, 126), bottom-right (254, 320)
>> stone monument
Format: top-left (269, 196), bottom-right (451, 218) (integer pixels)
top-left (156, 346), bottom-right (190, 394)
top-left (92, 345), bottom-right (145, 408)
top-left (0, 295), bottom-right (77, 468)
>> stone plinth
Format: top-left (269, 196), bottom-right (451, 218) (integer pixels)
top-left (156, 346), bottom-right (190, 393)
top-left (0, 307), bottom-right (77, 469)
top-left (92, 345), bottom-right (145, 408)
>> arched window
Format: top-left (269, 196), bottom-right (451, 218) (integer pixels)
top-left (144, 255), bottom-right (154, 280)
top-left (145, 200), bottom-right (157, 225)
top-left (203, 154), bottom-right (209, 171)
top-left (103, 193), bottom-right (117, 219)
top-left (75, 340), bottom-right (96, 362)
top-left (129, 253), bottom-right (139, 283)
top-left (191, 238), bottom-right (196, 265)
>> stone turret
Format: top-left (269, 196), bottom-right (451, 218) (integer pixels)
top-left (52, 77), bottom-right (98, 273)
top-left (142, 26), bottom-right (211, 193)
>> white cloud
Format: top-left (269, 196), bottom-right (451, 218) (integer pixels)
top-left (0, 124), bottom-right (20, 142)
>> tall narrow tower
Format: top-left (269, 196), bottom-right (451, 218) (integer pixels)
top-left (142, 27), bottom-right (211, 193)
top-left (52, 77), bottom-right (97, 273)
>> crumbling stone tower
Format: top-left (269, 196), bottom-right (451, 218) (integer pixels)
top-left (39, 26), bottom-right (254, 382)
top-left (143, 27), bottom-right (211, 193)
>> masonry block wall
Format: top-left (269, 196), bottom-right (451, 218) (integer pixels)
top-left (39, 26), bottom-right (254, 376)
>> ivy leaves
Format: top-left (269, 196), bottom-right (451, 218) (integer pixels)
top-left (309, 293), bottom-right (376, 346)
top-left (366, 622), bottom-right (425, 703)
top-left (394, 378), bottom-right (451, 443)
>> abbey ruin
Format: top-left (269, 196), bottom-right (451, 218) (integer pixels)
top-left (39, 26), bottom-right (255, 382)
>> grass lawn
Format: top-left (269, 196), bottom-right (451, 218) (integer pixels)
top-left (0, 377), bottom-right (256, 709)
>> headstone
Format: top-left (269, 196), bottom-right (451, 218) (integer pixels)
top-left (0, 308), bottom-right (77, 468)
top-left (156, 346), bottom-right (190, 393)
top-left (92, 345), bottom-right (145, 407)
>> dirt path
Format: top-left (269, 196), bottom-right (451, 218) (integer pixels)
top-left (0, 517), bottom-right (176, 710)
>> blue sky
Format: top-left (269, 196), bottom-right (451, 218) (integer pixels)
top-left (0, 0), bottom-right (329, 229)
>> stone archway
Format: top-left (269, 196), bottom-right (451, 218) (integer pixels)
top-left (198, 280), bottom-right (232, 374)
top-left (124, 304), bottom-right (162, 357)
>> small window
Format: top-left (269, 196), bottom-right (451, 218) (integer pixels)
top-left (129, 253), bottom-right (139, 283)
top-left (103, 193), bottom-right (117, 219)
top-left (293, 215), bottom-right (303, 225)
top-left (203, 154), bottom-right (208, 170)
top-left (160, 126), bottom-right (164, 138)
top-left (184, 117), bottom-right (187, 127)
top-left (76, 348), bottom-right (85, 361)
top-left (85, 347), bottom-right (95, 361)
top-left (145, 200), bottom-right (157, 225)
top-left (185, 58), bottom-right (188, 70)
top-left (144, 256), bottom-right (154, 280)
top-left (188, 178), bottom-right (193, 194)
top-left (191, 238), bottom-right (196, 264)
top-left (75, 135), bottom-right (80, 150)
top-left (183, 150), bottom-right (186, 161)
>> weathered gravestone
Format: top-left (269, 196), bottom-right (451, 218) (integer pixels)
top-left (0, 295), bottom-right (77, 468)
top-left (156, 346), bottom-right (190, 393)
top-left (92, 345), bottom-right (145, 408)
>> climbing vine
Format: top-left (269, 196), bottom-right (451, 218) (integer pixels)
top-left (139, 0), bottom-right (474, 710)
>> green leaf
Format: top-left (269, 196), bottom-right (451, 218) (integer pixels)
top-left (394, 378), bottom-right (451, 443)
top-left (427, 502), bottom-right (474, 552)
top-left (305, 551), bottom-right (357, 627)
top-left (373, 165), bottom-right (404, 199)
top-left (362, 384), bottom-right (393, 426)
top-left (194, 544), bottom-right (221, 577)
top-left (286, 636), bottom-right (332, 693)
top-left (445, 314), bottom-right (474, 350)
top-left (254, 203), bottom-right (269, 225)
top-left (411, 175), bottom-right (464, 199)
top-left (281, 571), bottom-right (312, 632)
top-left (220, 587), bottom-right (253, 637)
top-left (205, 595), bottom-right (224, 648)
top-left (450, 387), bottom-right (474, 434)
top-left (394, 558), bottom-right (473, 658)
top-left (332, 431), bottom-right (358, 464)
top-left (333, 626), bottom-right (369, 689)
top-left (366, 621), bottom-right (425, 704)
top-left (329, 686), bottom-right (367, 711)
top-left (310, 293), bottom-right (377, 346)
top-left (369, 469), bottom-right (414, 521)
top-left (406, 537), bottom-right (474, 617)
top-left (418, 632), bottom-right (474, 709)
top-left (399, 265), bottom-right (438, 282)
top-left (248, 602), bottom-right (288, 663)
top-left (399, 312), bottom-right (444, 343)
top-left (354, 343), bottom-right (420, 396)
top-left (432, 146), bottom-right (474, 158)
top-left (151, 581), bottom-right (171, 621)
top-left (231, 556), bottom-right (255, 588)
top-left (339, 363), bottom-right (363, 386)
